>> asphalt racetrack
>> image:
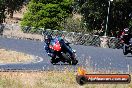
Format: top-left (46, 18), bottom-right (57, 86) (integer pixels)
top-left (0, 37), bottom-right (132, 72)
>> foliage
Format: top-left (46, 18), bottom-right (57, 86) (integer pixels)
top-left (6, 0), bottom-right (25, 18)
top-left (61, 15), bottom-right (82, 32)
top-left (1, 0), bottom-right (132, 36)
top-left (21, 0), bottom-right (73, 33)
top-left (0, 0), bottom-right (25, 24)
top-left (0, 0), bottom-right (6, 23)
top-left (74, 0), bottom-right (132, 36)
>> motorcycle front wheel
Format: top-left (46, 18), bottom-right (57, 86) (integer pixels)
top-left (50, 58), bottom-right (60, 65)
top-left (61, 53), bottom-right (78, 65)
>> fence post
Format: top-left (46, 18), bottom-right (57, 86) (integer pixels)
top-left (100, 36), bottom-right (109, 48)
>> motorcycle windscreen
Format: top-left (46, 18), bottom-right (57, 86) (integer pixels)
top-left (53, 41), bottom-right (61, 51)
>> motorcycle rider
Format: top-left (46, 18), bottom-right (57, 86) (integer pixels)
top-left (44, 35), bottom-right (56, 60)
top-left (44, 34), bottom-right (74, 61)
top-left (121, 28), bottom-right (132, 45)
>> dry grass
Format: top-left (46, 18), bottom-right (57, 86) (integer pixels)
top-left (0, 71), bottom-right (131, 88)
top-left (3, 5), bottom-right (43, 41)
top-left (3, 29), bottom-right (44, 41)
top-left (5, 5), bottom-right (27, 24)
top-left (0, 49), bottom-right (33, 63)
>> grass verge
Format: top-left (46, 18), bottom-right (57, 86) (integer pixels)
top-left (0, 49), bottom-right (34, 63)
top-left (0, 71), bottom-right (131, 88)
top-left (3, 29), bottom-right (43, 41)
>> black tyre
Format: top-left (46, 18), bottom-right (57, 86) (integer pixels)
top-left (50, 60), bottom-right (56, 65)
top-left (61, 53), bottom-right (78, 65)
top-left (71, 60), bottom-right (78, 65)
top-left (61, 53), bottom-right (70, 61)
top-left (50, 58), bottom-right (59, 65)
top-left (76, 75), bottom-right (87, 85)
top-left (123, 44), bottom-right (128, 55)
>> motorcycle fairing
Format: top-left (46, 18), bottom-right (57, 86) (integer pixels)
top-left (49, 39), bottom-right (61, 51)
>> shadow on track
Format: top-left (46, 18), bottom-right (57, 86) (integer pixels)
top-left (51, 63), bottom-right (80, 66)
top-left (125, 55), bottom-right (132, 57)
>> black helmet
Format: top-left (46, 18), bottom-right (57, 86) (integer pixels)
top-left (45, 35), bottom-right (52, 44)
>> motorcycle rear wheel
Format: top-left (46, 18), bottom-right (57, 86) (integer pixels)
top-left (123, 45), bottom-right (128, 55)
top-left (71, 60), bottom-right (78, 65)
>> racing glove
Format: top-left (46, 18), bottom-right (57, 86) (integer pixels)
top-left (48, 53), bottom-right (54, 57)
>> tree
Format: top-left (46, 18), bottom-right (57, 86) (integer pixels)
top-left (6, 0), bottom-right (25, 18)
top-left (75, 0), bottom-right (108, 32)
top-left (0, 0), bottom-right (25, 24)
top-left (21, 0), bottom-right (73, 32)
top-left (0, 0), bottom-right (6, 23)
top-left (74, 0), bottom-right (132, 36)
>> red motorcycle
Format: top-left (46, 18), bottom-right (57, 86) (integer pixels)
top-left (49, 38), bottom-right (78, 65)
